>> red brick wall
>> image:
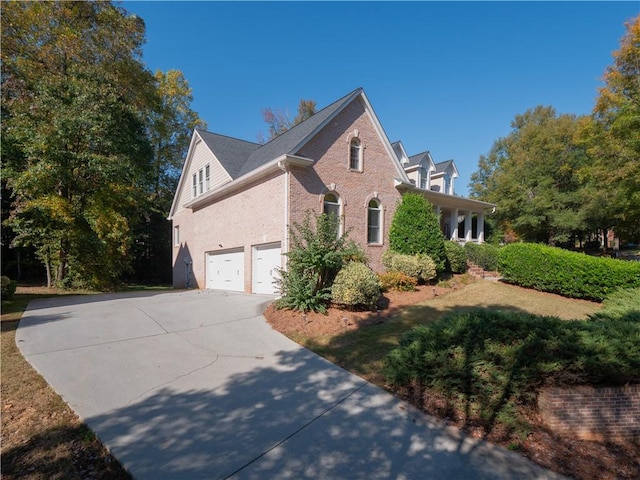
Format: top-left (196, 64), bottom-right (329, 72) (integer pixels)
top-left (290, 97), bottom-right (403, 272)
top-left (538, 385), bottom-right (640, 442)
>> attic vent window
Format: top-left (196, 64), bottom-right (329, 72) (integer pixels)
top-left (349, 138), bottom-right (362, 171)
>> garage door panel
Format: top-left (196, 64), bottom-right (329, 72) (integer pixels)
top-left (207, 250), bottom-right (244, 292)
top-left (252, 243), bottom-right (281, 295)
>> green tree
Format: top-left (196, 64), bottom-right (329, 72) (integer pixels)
top-left (470, 107), bottom-right (589, 245)
top-left (2, 1), bottom-right (155, 288)
top-left (579, 15), bottom-right (640, 242)
top-left (259, 99), bottom-right (316, 142)
top-left (389, 193), bottom-right (446, 272)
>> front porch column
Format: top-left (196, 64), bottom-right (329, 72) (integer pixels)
top-left (477, 211), bottom-right (485, 243)
top-left (450, 209), bottom-right (458, 241)
top-left (464, 211), bottom-right (472, 242)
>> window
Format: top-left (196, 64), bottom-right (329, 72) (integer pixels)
top-left (174, 226), bottom-right (180, 246)
top-left (323, 193), bottom-right (341, 237)
top-left (349, 138), bottom-right (362, 171)
top-left (192, 164), bottom-right (211, 199)
top-left (419, 167), bottom-right (428, 190)
top-left (367, 199), bottom-right (382, 244)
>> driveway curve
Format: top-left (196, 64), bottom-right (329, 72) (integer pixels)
top-left (17, 289), bottom-right (566, 479)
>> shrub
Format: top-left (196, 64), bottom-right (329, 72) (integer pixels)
top-left (382, 250), bottom-right (437, 282)
top-left (378, 271), bottom-right (417, 292)
top-left (331, 262), bottom-right (381, 309)
top-left (444, 241), bottom-right (468, 273)
top-left (464, 242), bottom-right (499, 271)
top-left (1, 276), bottom-right (18, 300)
top-left (589, 287), bottom-right (640, 322)
top-left (389, 193), bottom-right (446, 272)
top-left (498, 243), bottom-right (640, 301)
top-left (275, 211), bottom-right (361, 313)
top-left (385, 309), bottom-right (640, 436)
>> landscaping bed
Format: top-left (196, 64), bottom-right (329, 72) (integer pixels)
top-left (265, 278), bottom-right (640, 480)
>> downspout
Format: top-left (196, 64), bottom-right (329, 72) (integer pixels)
top-left (277, 160), bottom-right (289, 267)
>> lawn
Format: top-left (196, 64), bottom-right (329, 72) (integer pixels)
top-left (1, 287), bottom-right (131, 480)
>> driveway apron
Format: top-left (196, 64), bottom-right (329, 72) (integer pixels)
top-left (17, 290), bottom-right (566, 479)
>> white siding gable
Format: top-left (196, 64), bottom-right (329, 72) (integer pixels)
top-left (175, 137), bottom-right (232, 214)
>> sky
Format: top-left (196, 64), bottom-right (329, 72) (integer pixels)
top-left (124, 1), bottom-right (638, 195)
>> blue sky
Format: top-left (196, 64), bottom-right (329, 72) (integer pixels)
top-left (124, 1), bottom-right (638, 195)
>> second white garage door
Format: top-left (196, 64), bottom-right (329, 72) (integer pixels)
top-left (206, 249), bottom-right (244, 292)
top-left (252, 243), bottom-right (281, 294)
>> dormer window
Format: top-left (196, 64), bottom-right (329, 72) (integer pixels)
top-left (349, 138), bottom-right (362, 171)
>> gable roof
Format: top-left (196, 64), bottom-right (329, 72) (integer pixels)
top-left (434, 159), bottom-right (459, 177)
top-left (169, 87), bottom-right (412, 218)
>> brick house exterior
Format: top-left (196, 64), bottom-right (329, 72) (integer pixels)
top-left (169, 88), bottom-right (495, 293)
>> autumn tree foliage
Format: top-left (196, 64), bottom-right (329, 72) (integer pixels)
top-left (1, 1), bottom-right (203, 287)
top-left (259, 99), bottom-right (317, 142)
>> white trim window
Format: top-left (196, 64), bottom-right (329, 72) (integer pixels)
top-left (174, 226), bottom-right (180, 247)
top-left (349, 138), bottom-right (362, 171)
top-left (367, 199), bottom-right (382, 244)
top-left (323, 192), bottom-right (341, 237)
top-left (192, 164), bottom-right (211, 198)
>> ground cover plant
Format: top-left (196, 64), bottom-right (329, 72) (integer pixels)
top-left (266, 279), bottom-right (639, 480)
top-left (1, 287), bottom-right (131, 480)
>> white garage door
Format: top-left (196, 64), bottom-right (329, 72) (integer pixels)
top-left (252, 243), bottom-right (282, 294)
top-left (206, 249), bottom-right (244, 292)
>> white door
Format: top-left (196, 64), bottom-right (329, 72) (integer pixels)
top-left (206, 250), bottom-right (244, 291)
top-left (252, 243), bottom-right (281, 294)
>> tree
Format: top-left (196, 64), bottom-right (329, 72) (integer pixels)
top-left (389, 193), bottom-right (446, 272)
top-left (1, 1), bottom-right (155, 288)
top-left (469, 107), bottom-right (590, 245)
top-left (259, 99), bottom-right (316, 142)
top-left (579, 15), bottom-right (640, 242)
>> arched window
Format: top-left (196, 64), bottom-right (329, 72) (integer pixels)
top-left (367, 199), bottom-right (382, 244)
top-left (323, 193), bottom-right (341, 236)
top-left (349, 138), bottom-right (362, 171)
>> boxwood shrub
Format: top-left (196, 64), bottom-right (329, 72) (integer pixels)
top-left (464, 242), bottom-right (499, 271)
top-left (382, 250), bottom-right (437, 282)
top-left (444, 241), bottom-right (468, 273)
top-left (498, 243), bottom-right (640, 301)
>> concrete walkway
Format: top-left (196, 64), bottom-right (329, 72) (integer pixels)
top-left (17, 290), bottom-right (566, 479)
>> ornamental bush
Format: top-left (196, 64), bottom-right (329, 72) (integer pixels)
top-left (1, 276), bottom-right (18, 300)
top-left (464, 242), bottom-right (499, 271)
top-left (331, 262), bottom-right (381, 309)
top-left (498, 243), bottom-right (640, 301)
top-left (382, 250), bottom-right (437, 282)
top-left (389, 193), bottom-right (446, 273)
top-left (378, 271), bottom-right (417, 292)
top-left (444, 241), bottom-right (468, 273)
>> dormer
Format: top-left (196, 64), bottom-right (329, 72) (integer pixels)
top-left (401, 150), bottom-right (436, 191)
top-left (430, 160), bottom-right (459, 195)
top-left (391, 141), bottom-right (410, 166)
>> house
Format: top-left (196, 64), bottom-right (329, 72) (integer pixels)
top-left (169, 88), bottom-right (495, 293)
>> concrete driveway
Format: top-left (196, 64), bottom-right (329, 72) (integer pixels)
top-left (17, 290), bottom-right (565, 479)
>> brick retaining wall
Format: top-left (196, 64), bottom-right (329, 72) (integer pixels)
top-left (538, 385), bottom-right (640, 442)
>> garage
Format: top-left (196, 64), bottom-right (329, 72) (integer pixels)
top-left (252, 243), bottom-right (282, 294)
top-left (206, 249), bottom-right (244, 291)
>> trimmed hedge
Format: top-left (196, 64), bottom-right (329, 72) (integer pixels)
top-left (331, 262), bottom-right (381, 309)
top-left (464, 242), bottom-right (499, 271)
top-left (498, 243), bottom-right (640, 301)
top-left (444, 241), bottom-right (468, 273)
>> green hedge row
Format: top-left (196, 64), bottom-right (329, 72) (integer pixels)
top-left (464, 242), bottom-right (499, 271)
top-left (498, 243), bottom-right (640, 301)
